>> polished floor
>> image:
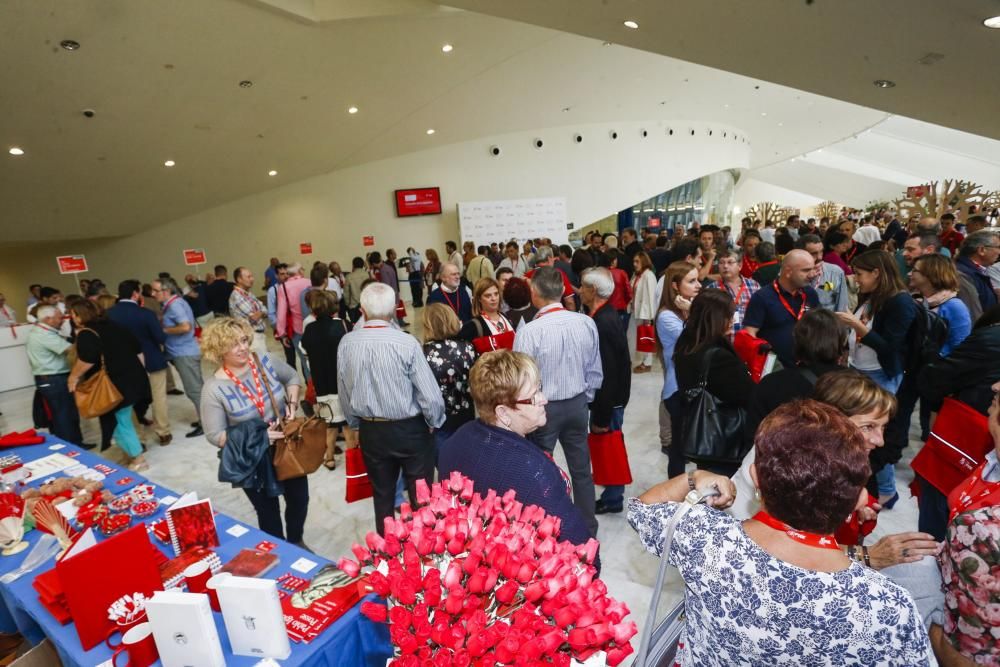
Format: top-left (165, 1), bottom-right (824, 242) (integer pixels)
top-left (0, 313), bottom-right (922, 650)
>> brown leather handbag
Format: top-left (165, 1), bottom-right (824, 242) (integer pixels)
top-left (73, 329), bottom-right (123, 418)
top-left (256, 353), bottom-right (327, 480)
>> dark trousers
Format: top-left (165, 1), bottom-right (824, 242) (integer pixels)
top-left (359, 416), bottom-right (435, 535)
top-left (885, 374), bottom-right (919, 464)
top-left (243, 475), bottom-right (309, 543)
top-left (529, 393), bottom-right (597, 537)
top-left (409, 280), bottom-right (424, 308)
top-left (916, 475), bottom-right (950, 542)
top-left (34, 374), bottom-right (83, 444)
top-left (663, 394), bottom-right (686, 478)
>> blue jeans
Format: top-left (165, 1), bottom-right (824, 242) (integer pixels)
top-left (595, 406), bottom-right (626, 507)
top-left (34, 374), bottom-right (83, 444)
top-left (858, 367), bottom-right (902, 496)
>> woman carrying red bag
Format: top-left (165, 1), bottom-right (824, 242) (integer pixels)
top-left (629, 251), bottom-right (658, 373)
top-left (458, 278), bottom-right (515, 354)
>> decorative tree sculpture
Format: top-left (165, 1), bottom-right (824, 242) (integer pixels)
top-left (747, 201), bottom-right (782, 226)
top-left (894, 180), bottom-right (984, 223)
top-left (814, 201), bottom-right (839, 221)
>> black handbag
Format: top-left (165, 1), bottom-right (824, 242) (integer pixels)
top-left (679, 346), bottom-right (751, 466)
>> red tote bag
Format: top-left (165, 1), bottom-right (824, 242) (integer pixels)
top-left (472, 330), bottom-right (516, 354)
top-left (345, 447), bottom-right (374, 503)
top-left (588, 430), bottom-right (633, 486)
top-left (733, 329), bottom-right (772, 383)
top-left (910, 397), bottom-right (993, 497)
top-left (636, 324), bottom-right (656, 353)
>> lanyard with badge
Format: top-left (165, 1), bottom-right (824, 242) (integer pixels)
top-left (772, 281), bottom-right (806, 320)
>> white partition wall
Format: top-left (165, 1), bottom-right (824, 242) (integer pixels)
top-left (458, 197), bottom-right (568, 247)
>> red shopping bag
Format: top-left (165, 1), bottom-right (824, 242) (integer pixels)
top-left (345, 447), bottom-right (374, 503)
top-left (636, 324), bottom-right (656, 353)
top-left (910, 397), bottom-right (993, 497)
top-left (395, 299), bottom-right (407, 320)
top-left (588, 430), bottom-right (632, 486)
top-left (472, 330), bottom-right (516, 354)
top-left (304, 378), bottom-right (317, 405)
top-left (733, 329), bottom-right (772, 382)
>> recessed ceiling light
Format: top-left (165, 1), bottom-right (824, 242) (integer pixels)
top-left (8, 147), bottom-right (24, 156)
top-left (347, 106), bottom-right (358, 114)
top-left (426, 128), bottom-right (435, 135)
top-left (761, 112), bottom-right (767, 117)
top-left (164, 160), bottom-right (175, 167)
top-left (239, 80), bottom-right (253, 88)
top-left (873, 79), bottom-right (896, 88)
top-left (623, 20), bottom-right (639, 29)
top-left (777, 122), bottom-right (783, 127)
top-left (268, 170), bottom-right (278, 177)
top-left (60, 40), bottom-right (80, 51)
top-left (983, 16), bottom-right (1000, 28)
top-left (561, 107), bottom-right (571, 112)
top-left (441, 44), bottom-right (453, 53)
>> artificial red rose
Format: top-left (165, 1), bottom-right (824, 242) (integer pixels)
top-left (605, 599), bottom-right (629, 624)
top-left (448, 624), bottom-right (468, 651)
top-left (399, 502), bottom-right (413, 521)
top-left (551, 652), bottom-right (572, 667)
top-left (577, 538), bottom-right (599, 564)
top-left (460, 477), bottom-right (474, 501)
top-left (523, 580), bottom-right (546, 603)
top-left (611, 620), bottom-right (638, 645)
top-left (494, 579), bottom-right (518, 605)
top-left (392, 655), bottom-right (418, 667)
top-left (403, 542), bottom-right (421, 575)
top-left (351, 542), bottom-right (372, 564)
top-left (481, 568), bottom-right (499, 592)
top-left (389, 605), bottom-right (413, 629)
top-left (396, 577), bottom-right (418, 605)
top-left (415, 479), bottom-right (431, 505)
top-left (494, 636), bottom-right (518, 663)
top-left (446, 534), bottom-right (467, 556)
top-left (448, 471), bottom-right (464, 493)
top-left (397, 633), bottom-right (419, 656)
top-left (337, 557), bottom-right (361, 578)
top-left (538, 628), bottom-right (566, 654)
top-left (515, 562), bottom-right (536, 584)
top-left (606, 642), bottom-right (635, 666)
top-left (567, 627), bottom-right (597, 652)
top-left (432, 652), bottom-right (451, 667)
top-left (384, 533), bottom-right (403, 557)
top-left (365, 531), bottom-right (386, 553)
top-left (444, 561), bottom-right (463, 589)
top-left (368, 570), bottom-right (391, 596)
top-left (360, 601), bottom-right (388, 623)
top-left (553, 606), bottom-right (578, 629)
top-left (463, 551), bottom-right (482, 575)
top-left (444, 588), bottom-right (465, 615)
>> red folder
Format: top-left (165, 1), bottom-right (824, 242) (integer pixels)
top-left (55, 525), bottom-right (164, 650)
top-left (910, 398), bottom-right (994, 497)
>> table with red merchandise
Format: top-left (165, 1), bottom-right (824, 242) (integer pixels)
top-left (0, 435), bottom-right (393, 667)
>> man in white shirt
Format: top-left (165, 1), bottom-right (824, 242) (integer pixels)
top-left (0, 293), bottom-right (15, 325)
top-left (759, 221), bottom-right (776, 244)
top-left (853, 215), bottom-right (883, 246)
top-left (498, 242), bottom-right (529, 277)
top-left (445, 240), bottom-right (464, 274)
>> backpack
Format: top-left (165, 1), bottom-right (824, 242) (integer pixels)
top-left (905, 298), bottom-right (949, 374)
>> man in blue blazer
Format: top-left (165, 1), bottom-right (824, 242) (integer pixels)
top-left (108, 280), bottom-right (173, 445)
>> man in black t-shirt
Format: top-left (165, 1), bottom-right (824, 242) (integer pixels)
top-left (204, 264), bottom-right (234, 316)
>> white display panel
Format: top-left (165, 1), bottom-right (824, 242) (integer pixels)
top-left (457, 197), bottom-right (569, 248)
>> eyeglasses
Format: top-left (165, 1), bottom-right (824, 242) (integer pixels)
top-left (514, 387), bottom-right (545, 407)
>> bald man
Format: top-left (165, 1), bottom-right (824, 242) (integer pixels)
top-left (742, 249), bottom-right (819, 368)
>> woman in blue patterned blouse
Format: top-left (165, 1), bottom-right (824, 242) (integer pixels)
top-left (629, 400), bottom-right (932, 666)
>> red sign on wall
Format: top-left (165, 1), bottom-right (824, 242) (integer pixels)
top-left (362, 236), bottom-right (375, 247)
top-left (300, 242), bottom-right (313, 255)
top-left (648, 217), bottom-right (661, 228)
top-left (907, 185), bottom-right (928, 199)
top-left (183, 249), bottom-right (207, 265)
top-left (56, 255), bottom-right (89, 274)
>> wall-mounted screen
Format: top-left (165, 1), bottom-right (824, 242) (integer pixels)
top-left (395, 187), bottom-right (442, 217)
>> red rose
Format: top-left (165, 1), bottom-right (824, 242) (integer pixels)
top-left (494, 580), bottom-right (518, 605)
top-left (351, 542), bottom-right (372, 564)
top-left (567, 627), bottom-right (597, 652)
top-left (448, 471), bottom-right (464, 493)
top-left (397, 632), bottom-right (419, 656)
top-left (415, 479), bottom-right (431, 505)
top-left (444, 588), bottom-right (465, 615)
top-left (384, 533), bottom-right (403, 557)
top-left (606, 642), bottom-right (635, 666)
top-left (360, 601), bottom-right (388, 623)
top-left (446, 534), bottom-right (467, 556)
top-left (365, 531), bottom-right (386, 553)
top-left (611, 620), bottom-right (637, 645)
top-left (396, 577), bottom-right (418, 605)
top-left (337, 557), bottom-right (361, 578)
top-left (389, 605), bottom-right (413, 629)
top-left (369, 571), bottom-right (391, 597)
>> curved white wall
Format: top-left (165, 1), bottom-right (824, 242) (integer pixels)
top-left (0, 120), bottom-right (750, 312)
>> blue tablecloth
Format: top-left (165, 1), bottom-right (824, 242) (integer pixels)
top-left (0, 436), bottom-right (392, 667)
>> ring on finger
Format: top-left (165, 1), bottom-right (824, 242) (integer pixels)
top-left (902, 548), bottom-right (909, 557)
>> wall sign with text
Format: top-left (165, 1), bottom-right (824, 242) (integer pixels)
top-left (183, 249), bottom-right (207, 265)
top-left (300, 242), bottom-right (313, 255)
top-left (56, 255), bottom-right (89, 274)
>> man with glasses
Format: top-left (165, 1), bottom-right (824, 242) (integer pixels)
top-left (796, 234), bottom-right (848, 312)
top-left (514, 267), bottom-right (603, 536)
top-left (957, 231), bottom-right (1000, 312)
top-left (152, 277), bottom-right (205, 438)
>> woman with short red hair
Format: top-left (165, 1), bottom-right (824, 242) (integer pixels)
top-left (629, 400), bottom-right (932, 665)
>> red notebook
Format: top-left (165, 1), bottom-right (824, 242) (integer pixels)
top-left (220, 549), bottom-right (279, 578)
top-left (165, 497), bottom-right (219, 556)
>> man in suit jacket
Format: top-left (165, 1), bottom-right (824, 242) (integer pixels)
top-left (109, 279), bottom-right (173, 445)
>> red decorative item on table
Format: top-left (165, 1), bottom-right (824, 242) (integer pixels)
top-left (131, 500), bottom-right (158, 518)
top-left (340, 473), bottom-right (638, 666)
top-left (588, 430), bottom-right (633, 486)
top-left (100, 513), bottom-right (132, 536)
top-left (345, 447), bottom-right (374, 503)
top-left (635, 324), bottom-right (656, 354)
top-left (0, 429), bottom-right (46, 447)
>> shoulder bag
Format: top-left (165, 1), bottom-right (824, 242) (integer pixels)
top-left (73, 328), bottom-right (123, 418)
top-left (679, 346), bottom-right (751, 466)
top-left (255, 352), bottom-right (327, 480)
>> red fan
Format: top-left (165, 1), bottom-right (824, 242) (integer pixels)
top-left (31, 499), bottom-right (78, 554)
top-left (0, 492), bottom-right (27, 556)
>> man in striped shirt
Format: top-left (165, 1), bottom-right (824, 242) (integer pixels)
top-left (514, 267), bottom-right (603, 537)
top-left (229, 267), bottom-right (267, 355)
top-left (714, 249), bottom-right (759, 331)
top-left (338, 283), bottom-right (445, 535)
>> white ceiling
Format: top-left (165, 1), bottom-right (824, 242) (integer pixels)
top-left (435, 0), bottom-right (1000, 141)
top-left (0, 0), bottom-right (898, 243)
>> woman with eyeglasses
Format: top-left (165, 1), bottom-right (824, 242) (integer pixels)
top-left (199, 317), bottom-right (308, 549)
top-left (437, 350), bottom-right (595, 554)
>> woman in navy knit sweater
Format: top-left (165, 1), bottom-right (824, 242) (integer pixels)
top-left (437, 350), bottom-right (595, 556)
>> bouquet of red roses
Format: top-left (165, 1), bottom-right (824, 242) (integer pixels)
top-left (338, 472), bottom-right (636, 666)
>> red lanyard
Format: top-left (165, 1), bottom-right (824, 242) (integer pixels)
top-left (720, 279), bottom-right (746, 305)
top-left (163, 295), bottom-right (181, 311)
top-left (772, 282), bottom-right (806, 320)
top-left (440, 289), bottom-right (460, 315)
top-left (535, 305), bottom-right (565, 319)
top-left (363, 323), bottom-right (388, 329)
top-left (752, 511), bottom-right (841, 550)
top-left (948, 460), bottom-right (1000, 521)
top-left (589, 302), bottom-right (608, 319)
top-left (484, 314), bottom-right (509, 334)
top-left (223, 360), bottom-right (267, 418)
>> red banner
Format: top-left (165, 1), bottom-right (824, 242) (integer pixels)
top-left (362, 236), bottom-right (375, 247)
top-left (56, 255), bottom-right (88, 274)
top-left (300, 242), bottom-right (313, 255)
top-left (183, 249), bottom-right (206, 265)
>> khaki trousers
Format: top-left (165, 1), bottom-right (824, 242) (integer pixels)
top-left (147, 369), bottom-right (171, 438)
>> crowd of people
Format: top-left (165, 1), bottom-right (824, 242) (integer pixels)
top-left (14, 203), bottom-right (1000, 664)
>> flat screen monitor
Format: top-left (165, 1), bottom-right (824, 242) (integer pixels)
top-left (395, 187), bottom-right (442, 217)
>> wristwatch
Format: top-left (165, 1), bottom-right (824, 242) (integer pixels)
top-left (685, 470), bottom-right (700, 505)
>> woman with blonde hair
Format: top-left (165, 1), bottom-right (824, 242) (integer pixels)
top-left (629, 251), bottom-right (658, 373)
top-left (422, 304), bottom-right (477, 463)
top-left (199, 317), bottom-right (308, 547)
top-left (457, 277), bottom-right (514, 351)
top-left (655, 260), bottom-right (702, 476)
